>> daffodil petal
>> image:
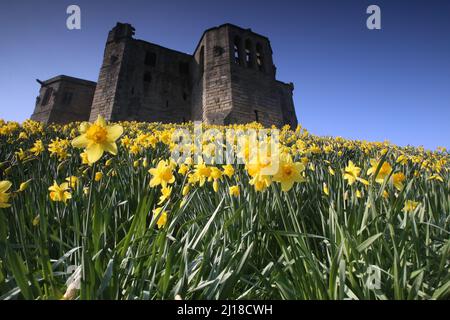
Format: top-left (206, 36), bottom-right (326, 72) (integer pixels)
top-left (0, 181), bottom-right (12, 193)
top-left (86, 143), bottom-right (104, 163)
top-left (107, 125), bottom-right (124, 142)
top-left (103, 142), bottom-right (118, 155)
top-left (72, 134), bottom-right (89, 148)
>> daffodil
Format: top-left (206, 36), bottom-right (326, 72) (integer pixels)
top-left (328, 166), bottom-right (335, 176)
top-left (392, 172), bottom-right (406, 191)
top-left (403, 200), bottom-right (419, 213)
top-left (249, 174), bottom-right (272, 192)
top-left (149, 160), bottom-right (175, 188)
top-left (192, 161), bottom-right (211, 187)
top-left (229, 185), bottom-right (240, 197)
top-left (29, 139), bottom-right (45, 156)
top-left (71, 115), bottom-right (123, 163)
top-left (396, 154), bottom-right (408, 165)
top-left (48, 181), bottom-right (72, 203)
top-left (428, 174), bottom-right (444, 182)
top-left (323, 183), bottom-right (329, 195)
top-left (95, 172), bottom-right (103, 182)
top-left (48, 138), bottom-right (70, 160)
top-left (343, 161), bottom-right (360, 185)
top-left (152, 207), bottom-right (168, 229)
top-left (182, 184), bottom-right (190, 196)
top-left (0, 180), bottom-right (12, 208)
top-left (367, 159), bottom-right (393, 184)
top-left (158, 186), bottom-right (172, 204)
top-left (222, 164), bottom-right (235, 178)
top-left (17, 179), bottom-right (32, 192)
top-left (65, 176), bottom-right (78, 189)
top-left (15, 148), bottom-right (27, 161)
top-left (273, 153), bottom-right (306, 191)
top-left (178, 164), bottom-right (189, 175)
top-left (80, 152), bottom-right (90, 165)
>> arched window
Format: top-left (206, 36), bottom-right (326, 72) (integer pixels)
top-left (245, 39), bottom-right (253, 68)
top-left (256, 43), bottom-right (264, 71)
top-left (233, 36), bottom-right (241, 65)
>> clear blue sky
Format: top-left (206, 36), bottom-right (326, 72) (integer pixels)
top-left (0, 0), bottom-right (449, 149)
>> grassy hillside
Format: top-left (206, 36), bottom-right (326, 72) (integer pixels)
top-left (0, 118), bottom-right (449, 300)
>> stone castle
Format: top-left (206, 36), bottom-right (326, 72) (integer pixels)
top-left (31, 22), bottom-right (298, 128)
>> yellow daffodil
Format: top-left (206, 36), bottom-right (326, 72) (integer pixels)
top-left (323, 183), bottom-right (329, 196)
top-left (29, 139), bottom-right (45, 156)
top-left (403, 200), bottom-right (419, 213)
top-left (71, 115), bottom-right (123, 163)
top-left (95, 172), bottom-right (103, 182)
top-left (273, 153), bottom-right (306, 192)
top-left (192, 161), bottom-right (211, 187)
top-left (182, 184), bottom-right (190, 196)
top-left (18, 179), bottom-right (32, 192)
top-left (328, 166), bottom-right (335, 176)
top-left (249, 174), bottom-right (272, 192)
top-left (48, 181), bottom-right (72, 203)
top-left (396, 154), bottom-right (408, 165)
top-left (213, 180), bottom-right (219, 192)
top-left (158, 186), bottom-right (172, 204)
top-left (0, 180), bottom-right (12, 208)
top-left (178, 164), bottom-right (189, 175)
top-left (343, 161), bottom-right (361, 186)
top-left (428, 174), bottom-right (444, 182)
top-left (65, 176), bottom-right (78, 189)
top-left (392, 172), bottom-right (406, 191)
top-left (152, 207), bottom-right (168, 229)
top-left (229, 185), bottom-right (240, 197)
top-left (15, 148), bottom-right (27, 161)
top-left (80, 152), bottom-right (90, 165)
top-left (222, 164), bottom-right (235, 178)
top-left (149, 160), bottom-right (175, 188)
top-left (367, 159), bottom-right (393, 184)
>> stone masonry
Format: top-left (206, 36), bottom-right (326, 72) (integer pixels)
top-left (31, 75), bottom-right (96, 124)
top-left (31, 22), bottom-right (298, 128)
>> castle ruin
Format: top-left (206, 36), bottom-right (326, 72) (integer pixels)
top-left (31, 22), bottom-right (298, 128)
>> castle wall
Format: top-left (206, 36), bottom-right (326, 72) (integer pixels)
top-left (114, 40), bottom-right (192, 123)
top-left (30, 81), bottom-right (61, 123)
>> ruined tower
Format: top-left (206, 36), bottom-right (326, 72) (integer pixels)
top-left (30, 75), bottom-right (96, 124)
top-left (32, 22), bottom-right (298, 128)
top-left (192, 24), bottom-right (297, 128)
top-left (89, 23), bottom-right (192, 123)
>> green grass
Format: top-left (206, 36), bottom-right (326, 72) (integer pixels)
top-left (0, 120), bottom-right (449, 300)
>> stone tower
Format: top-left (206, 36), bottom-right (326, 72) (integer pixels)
top-left (89, 23), bottom-right (192, 123)
top-left (30, 75), bottom-right (96, 124)
top-left (191, 24), bottom-right (297, 128)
